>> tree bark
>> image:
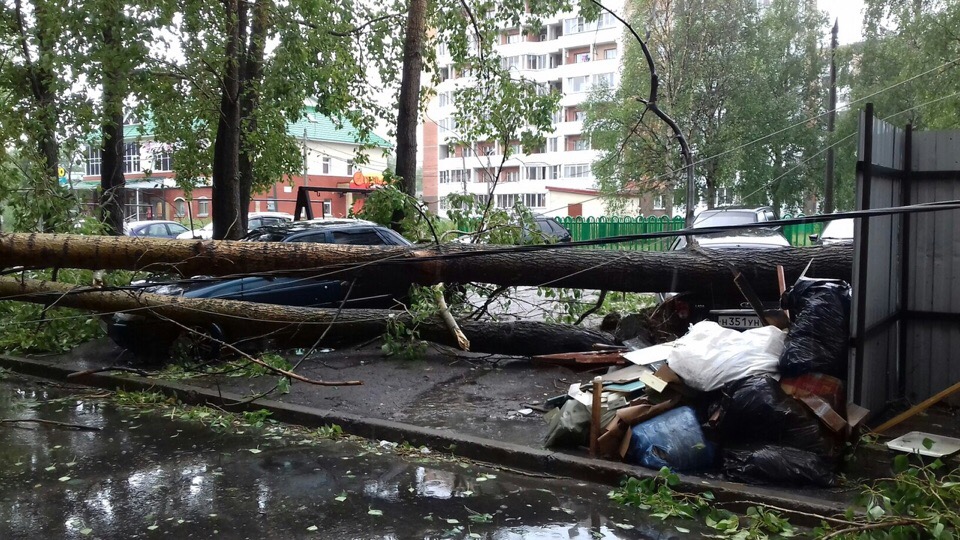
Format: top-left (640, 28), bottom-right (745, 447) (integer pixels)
top-left (394, 0), bottom-right (427, 198)
top-left (99, 3), bottom-right (126, 237)
top-left (0, 232), bottom-right (852, 299)
top-left (0, 277), bottom-right (614, 356)
top-left (211, 0), bottom-right (245, 240)
top-left (237, 0), bottom-right (269, 231)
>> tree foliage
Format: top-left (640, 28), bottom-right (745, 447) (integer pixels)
top-left (586, 0), bottom-right (827, 215)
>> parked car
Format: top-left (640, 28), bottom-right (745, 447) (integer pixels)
top-left (810, 218), bottom-right (854, 245)
top-left (125, 220), bottom-right (190, 239)
top-left (663, 206), bottom-right (789, 330)
top-left (108, 219), bottom-right (412, 359)
top-left (176, 212), bottom-right (294, 240)
top-left (454, 216), bottom-right (572, 244)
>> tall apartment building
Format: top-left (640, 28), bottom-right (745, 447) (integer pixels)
top-left (422, 2), bottom-right (653, 219)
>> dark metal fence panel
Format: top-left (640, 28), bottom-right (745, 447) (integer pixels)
top-left (851, 109), bottom-right (904, 412)
top-left (854, 112), bottom-right (960, 411)
top-left (903, 130), bottom-right (960, 403)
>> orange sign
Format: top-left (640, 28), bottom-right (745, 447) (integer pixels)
top-left (350, 171), bottom-right (385, 189)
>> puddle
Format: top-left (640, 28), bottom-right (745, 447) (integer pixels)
top-left (0, 375), bottom-right (697, 539)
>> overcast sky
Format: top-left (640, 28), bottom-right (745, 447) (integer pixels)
top-left (818, 0), bottom-right (865, 44)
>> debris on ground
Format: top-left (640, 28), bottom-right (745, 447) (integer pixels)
top-left (541, 276), bottom-right (868, 488)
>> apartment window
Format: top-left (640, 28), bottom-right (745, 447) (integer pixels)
top-left (567, 76), bottom-right (589, 93)
top-left (438, 92), bottom-right (451, 107)
top-left (593, 72), bottom-right (615, 89)
top-left (603, 47), bottom-right (618, 60)
top-left (573, 138), bottom-right (590, 151)
top-left (174, 198), bottom-right (186, 217)
top-left (266, 199), bottom-right (278, 212)
top-left (599, 12), bottom-right (616, 28)
top-left (86, 148), bottom-right (102, 176)
top-left (510, 143), bottom-right (522, 155)
top-left (525, 166), bottom-right (544, 180)
top-left (563, 17), bottom-right (585, 34)
top-left (523, 193), bottom-right (546, 208)
top-left (506, 170), bottom-right (519, 183)
top-left (549, 165), bottom-right (560, 179)
top-left (495, 193), bottom-right (517, 208)
top-left (439, 171), bottom-right (450, 183)
top-left (564, 164), bottom-right (590, 178)
top-left (574, 52), bottom-right (590, 63)
top-left (322, 199), bottom-right (332, 216)
top-left (548, 137), bottom-right (558, 152)
top-left (437, 42), bottom-right (448, 56)
top-left (123, 142), bottom-right (140, 173)
top-left (322, 156), bottom-right (331, 174)
top-left (506, 32), bottom-right (520, 44)
top-left (653, 194), bottom-right (666, 210)
top-left (153, 151), bottom-right (172, 172)
top-left (450, 169), bottom-right (472, 183)
top-left (474, 194), bottom-right (489, 206)
top-left (197, 197), bottom-right (210, 217)
top-left (462, 146), bottom-right (473, 157)
top-left (347, 160), bottom-right (355, 176)
top-left (526, 55), bottom-right (546, 70)
top-left (501, 56), bottom-right (520, 70)
top-left (439, 67), bottom-right (450, 81)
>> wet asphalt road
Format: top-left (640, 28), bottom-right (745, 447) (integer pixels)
top-left (0, 374), bottom-right (694, 539)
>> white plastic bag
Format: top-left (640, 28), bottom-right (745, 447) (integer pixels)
top-left (666, 321), bottom-right (785, 391)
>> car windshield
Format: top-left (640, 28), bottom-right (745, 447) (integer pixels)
top-left (822, 218), bottom-right (854, 239)
top-left (693, 210), bottom-right (759, 228)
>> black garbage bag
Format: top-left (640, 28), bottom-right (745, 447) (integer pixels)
top-left (779, 278), bottom-right (851, 378)
top-left (711, 376), bottom-right (833, 456)
top-left (723, 445), bottom-right (837, 487)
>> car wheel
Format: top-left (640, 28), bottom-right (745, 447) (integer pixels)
top-left (170, 323), bottom-right (224, 362)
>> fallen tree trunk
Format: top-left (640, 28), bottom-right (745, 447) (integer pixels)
top-left (0, 277), bottom-right (614, 356)
top-left (0, 233), bottom-right (852, 297)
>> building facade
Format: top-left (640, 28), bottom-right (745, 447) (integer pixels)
top-left (79, 109), bottom-right (390, 223)
top-left (421, 2), bottom-right (663, 219)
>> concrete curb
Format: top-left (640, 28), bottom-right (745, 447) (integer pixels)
top-left (0, 354), bottom-right (851, 524)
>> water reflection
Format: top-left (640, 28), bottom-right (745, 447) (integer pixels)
top-left (0, 376), bottom-right (693, 539)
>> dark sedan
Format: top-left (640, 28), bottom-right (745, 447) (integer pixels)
top-left (107, 219), bottom-right (412, 359)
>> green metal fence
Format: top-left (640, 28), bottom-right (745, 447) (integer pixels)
top-left (557, 216), bottom-right (686, 251)
top-left (557, 214), bottom-right (825, 250)
top-left (781, 215), bottom-right (824, 247)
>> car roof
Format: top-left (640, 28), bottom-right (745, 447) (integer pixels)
top-left (243, 218), bottom-right (380, 236)
top-left (248, 212), bottom-right (294, 219)
top-left (125, 220), bottom-right (183, 228)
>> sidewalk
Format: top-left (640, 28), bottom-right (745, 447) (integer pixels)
top-left (1, 338), bottom-right (864, 523)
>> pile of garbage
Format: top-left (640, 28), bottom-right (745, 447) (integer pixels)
top-left (543, 278), bottom-right (865, 487)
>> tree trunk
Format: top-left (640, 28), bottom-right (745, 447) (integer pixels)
top-left (394, 0), bottom-right (427, 198)
top-left (212, 0), bottom-right (245, 240)
top-left (99, 8), bottom-right (126, 237)
top-left (237, 0), bottom-right (269, 231)
top-left (0, 232), bottom-right (853, 299)
top-left (0, 277), bottom-right (614, 356)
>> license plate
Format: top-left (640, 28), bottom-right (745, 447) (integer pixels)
top-left (717, 315), bottom-right (763, 329)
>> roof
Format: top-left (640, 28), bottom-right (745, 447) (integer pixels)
top-left (545, 186), bottom-right (600, 195)
top-left (96, 108), bottom-right (390, 148)
top-left (286, 108), bottom-right (391, 148)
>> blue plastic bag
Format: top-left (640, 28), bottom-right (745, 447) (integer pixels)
top-left (624, 406), bottom-right (715, 472)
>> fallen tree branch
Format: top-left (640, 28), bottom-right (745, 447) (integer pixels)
top-left (160, 316), bottom-right (364, 387)
top-left (0, 276), bottom-right (616, 356)
top-left (1, 418), bottom-right (101, 431)
top-left (68, 366), bottom-right (157, 378)
top-left (435, 285), bottom-right (469, 351)
top-left (574, 290), bottom-right (608, 326)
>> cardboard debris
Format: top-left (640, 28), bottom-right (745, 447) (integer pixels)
top-left (532, 350), bottom-right (626, 369)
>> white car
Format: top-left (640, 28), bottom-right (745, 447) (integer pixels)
top-left (175, 212), bottom-right (294, 240)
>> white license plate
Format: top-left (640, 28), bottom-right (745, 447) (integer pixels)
top-left (717, 315), bottom-right (763, 329)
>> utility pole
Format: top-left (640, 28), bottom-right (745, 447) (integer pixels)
top-left (824, 18), bottom-right (839, 214)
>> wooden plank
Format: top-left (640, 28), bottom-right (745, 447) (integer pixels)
top-left (873, 376), bottom-right (960, 434)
